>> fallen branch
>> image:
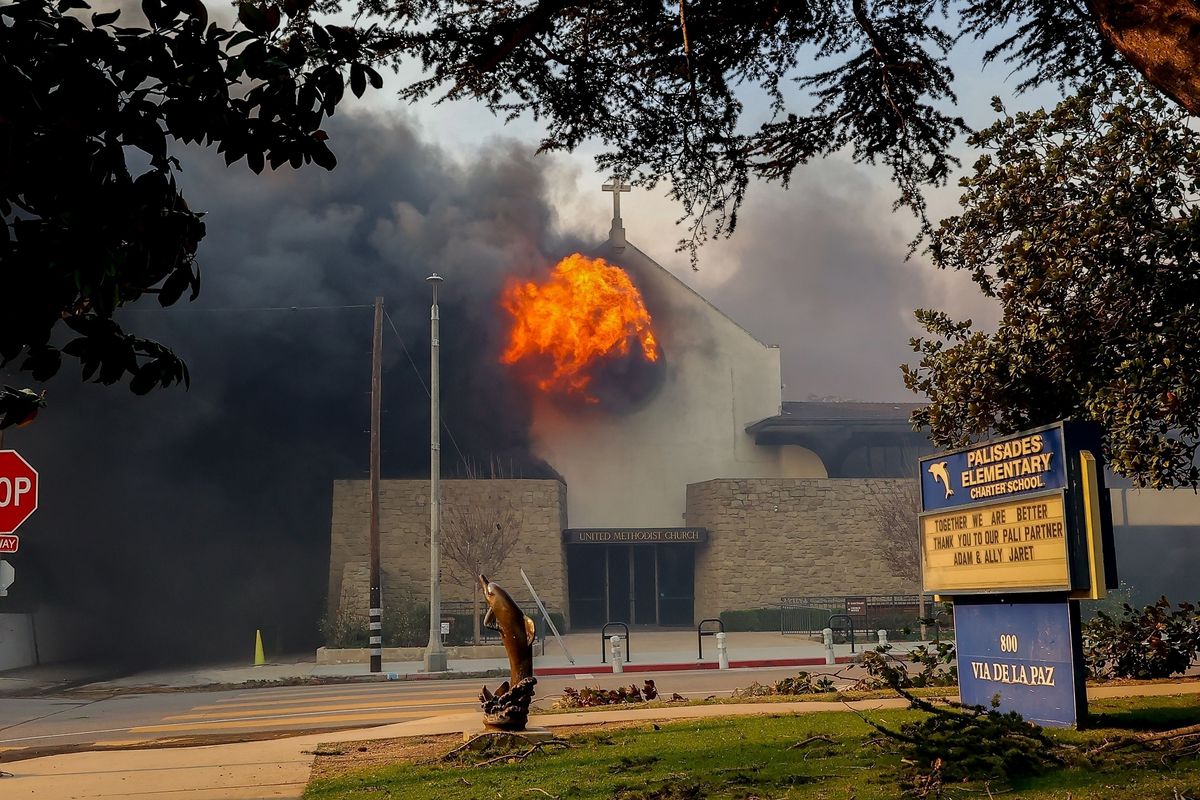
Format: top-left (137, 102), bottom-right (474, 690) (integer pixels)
top-left (787, 734), bottom-right (835, 750)
top-left (441, 731), bottom-right (526, 762)
top-left (474, 739), bottom-right (570, 767)
top-left (1087, 723), bottom-right (1200, 756)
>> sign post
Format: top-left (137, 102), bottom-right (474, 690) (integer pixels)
top-left (0, 450), bottom-right (38, 543)
top-left (918, 422), bottom-right (1116, 728)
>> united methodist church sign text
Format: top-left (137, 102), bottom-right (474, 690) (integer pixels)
top-left (563, 527), bottom-right (708, 544)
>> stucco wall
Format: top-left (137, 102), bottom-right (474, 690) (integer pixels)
top-left (530, 241), bottom-right (826, 530)
top-left (686, 478), bottom-right (920, 620)
top-left (0, 614), bottom-right (37, 671)
top-left (329, 479), bottom-right (568, 621)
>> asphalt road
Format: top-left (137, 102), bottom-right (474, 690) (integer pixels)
top-left (0, 665), bottom-right (838, 761)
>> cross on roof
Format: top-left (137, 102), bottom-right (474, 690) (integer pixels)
top-left (602, 177), bottom-right (631, 223)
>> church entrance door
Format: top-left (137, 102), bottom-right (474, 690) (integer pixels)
top-left (566, 543), bottom-right (694, 629)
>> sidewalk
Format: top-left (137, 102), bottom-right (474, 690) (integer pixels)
top-left (36, 630), bottom-right (893, 693)
top-left (6, 680), bottom-right (1200, 799)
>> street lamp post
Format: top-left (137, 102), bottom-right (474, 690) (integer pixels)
top-left (424, 274), bottom-right (448, 673)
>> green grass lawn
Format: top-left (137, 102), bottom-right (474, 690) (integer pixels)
top-left (304, 695), bottom-right (1200, 800)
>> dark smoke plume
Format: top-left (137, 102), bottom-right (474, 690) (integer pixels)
top-left (2, 110), bottom-right (576, 666)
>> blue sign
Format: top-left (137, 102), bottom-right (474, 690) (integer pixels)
top-left (955, 600), bottom-right (1086, 728)
top-left (921, 425), bottom-right (1067, 512)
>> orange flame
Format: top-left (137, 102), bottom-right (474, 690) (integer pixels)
top-left (501, 253), bottom-right (659, 401)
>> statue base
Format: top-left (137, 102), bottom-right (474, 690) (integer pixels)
top-left (462, 726), bottom-right (554, 744)
top-left (479, 675), bottom-right (537, 731)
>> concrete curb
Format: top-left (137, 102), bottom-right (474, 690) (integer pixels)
top-left (533, 655), bottom-right (859, 676)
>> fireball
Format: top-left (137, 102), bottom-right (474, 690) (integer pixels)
top-left (501, 253), bottom-right (659, 402)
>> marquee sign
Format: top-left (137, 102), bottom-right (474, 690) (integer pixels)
top-left (563, 527), bottom-right (707, 545)
top-left (919, 422), bottom-right (1115, 596)
top-left (918, 421), bottom-right (1117, 728)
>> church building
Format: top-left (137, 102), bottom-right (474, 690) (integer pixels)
top-left (328, 184), bottom-right (930, 631)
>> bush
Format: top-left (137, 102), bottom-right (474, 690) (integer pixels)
top-left (386, 597), bottom-right (430, 647)
top-left (719, 608), bottom-right (778, 632)
top-left (1083, 597), bottom-right (1200, 680)
top-left (318, 597), bottom-right (430, 649)
top-left (732, 671), bottom-right (836, 697)
top-left (321, 603), bottom-right (567, 649)
top-left (552, 680), bottom-right (659, 708)
top-left (319, 609), bottom-right (370, 649)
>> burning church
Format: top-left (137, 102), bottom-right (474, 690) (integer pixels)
top-left (328, 183), bottom-right (926, 631)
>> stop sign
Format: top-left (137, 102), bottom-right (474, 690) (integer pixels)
top-left (0, 451), bottom-right (38, 534)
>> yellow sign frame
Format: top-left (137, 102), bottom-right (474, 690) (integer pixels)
top-left (919, 489), bottom-right (1071, 594)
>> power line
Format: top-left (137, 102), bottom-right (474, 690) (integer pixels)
top-left (121, 303), bottom-right (376, 313)
top-left (383, 308), bottom-right (467, 466)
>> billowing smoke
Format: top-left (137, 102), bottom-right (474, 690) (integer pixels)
top-left (3, 110), bottom-right (580, 666)
top-left (659, 160), bottom-right (992, 402)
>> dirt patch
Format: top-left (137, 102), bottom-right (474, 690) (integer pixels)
top-left (309, 721), bottom-right (661, 781)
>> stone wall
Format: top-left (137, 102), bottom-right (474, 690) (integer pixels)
top-left (686, 478), bottom-right (919, 620)
top-left (329, 479), bottom-right (568, 623)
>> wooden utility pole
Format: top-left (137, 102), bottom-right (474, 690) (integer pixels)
top-left (369, 296), bottom-right (383, 673)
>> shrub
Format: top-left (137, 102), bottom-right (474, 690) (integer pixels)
top-left (318, 596), bottom-right (430, 649)
top-left (719, 608), bottom-right (778, 632)
top-left (319, 609), bottom-right (369, 649)
top-left (1083, 597), bottom-right (1200, 680)
top-left (552, 680), bottom-right (659, 708)
top-left (385, 597), bottom-right (430, 647)
top-left (732, 671), bottom-right (836, 697)
top-left (322, 603), bottom-right (568, 649)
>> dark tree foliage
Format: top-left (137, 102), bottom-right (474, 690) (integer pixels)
top-left (904, 75), bottom-right (1200, 489)
top-left (0, 0), bottom-right (382, 427)
top-left (1083, 598), bottom-right (1200, 680)
top-left (356, 0), bottom-right (1134, 259)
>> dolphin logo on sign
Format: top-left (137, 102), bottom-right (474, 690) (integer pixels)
top-left (928, 461), bottom-right (954, 499)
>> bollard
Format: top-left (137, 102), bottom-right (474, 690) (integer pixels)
top-left (715, 631), bottom-right (729, 670)
top-left (822, 627), bottom-right (835, 666)
top-left (610, 635), bottom-right (624, 674)
top-left (878, 629), bottom-right (888, 648)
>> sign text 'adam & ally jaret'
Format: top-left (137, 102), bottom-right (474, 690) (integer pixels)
top-left (918, 422), bottom-right (1118, 728)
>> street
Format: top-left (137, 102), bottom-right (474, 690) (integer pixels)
top-left (0, 665), bottom-right (826, 761)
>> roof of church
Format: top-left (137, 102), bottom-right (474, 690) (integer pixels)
top-left (745, 400), bottom-right (926, 439)
top-left (617, 241), bottom-right (773, 349)
top-left (779, 401), bottom-right (924, 421)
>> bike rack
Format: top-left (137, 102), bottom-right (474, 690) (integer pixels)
top-left (697, 618), bottom-right (724, 659)
top-left (827, 613), bottom-right (856, 654)
top-left (600, 622), bottom-right (630, 663)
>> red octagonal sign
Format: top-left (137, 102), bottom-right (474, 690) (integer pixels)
top-left (0, 450), bottom-right (38, 535)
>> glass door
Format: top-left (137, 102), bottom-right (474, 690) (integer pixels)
top-left (566, 546), bottom-right (605, 629)
top-left (656, 544), bottom-right (695, 626)
top-left (632, 545), bottom-right (658, 625)
top-left (606, 545), bottom-right (631, 624)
